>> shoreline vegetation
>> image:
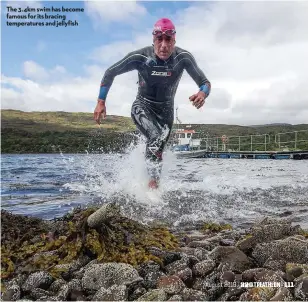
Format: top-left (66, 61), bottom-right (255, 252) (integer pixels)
top-left (1, 109), bottom-right (308, 154)
top-left (1, 204), bottom-right (308, 301)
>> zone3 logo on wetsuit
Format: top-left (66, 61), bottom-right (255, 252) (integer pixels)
top-left (151, 70), bottom-right (172, 76)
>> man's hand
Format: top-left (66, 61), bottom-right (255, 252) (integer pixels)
top-left (94, 99), bottom-right (106, 124)
top-left (189, 91), bottom-right (206, 109)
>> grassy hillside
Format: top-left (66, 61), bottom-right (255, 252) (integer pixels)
top-left (1, 110), bottom-right (308, 153)
top-left (1, 109), bottom-right (135, 133)
top-left (1, 110), bottom-right (137, 153)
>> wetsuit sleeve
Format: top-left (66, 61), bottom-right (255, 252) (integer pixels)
top-left (184, 52), bottom-right (211, 97)
top-left (98, 50), bottom-right (146, 101)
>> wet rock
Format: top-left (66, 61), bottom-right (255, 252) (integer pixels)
top-left (137, 289), bottom-right (168, 301)
top-left (209, 246), bottom-right (252, 272)
top-left (236, 217), bottom-right (301, 252)
top-left (236, 236), bottom-right (256, 252)
top-left (192, 278), bottom-right (208, 291)
top-left (29, 288), bottom-right (53, 300)
top-left (82, 263), bottom-right (142, 290)
top-left (192, 259), bottom-right (215, 277)
top-left (194, 247), bottom-right (210, 261)
top-left (129, 286), bottom-right (147, 301)
top-left (57, 284), bottom-right (70, 300)
top-left (220, 239), bottom-right (235, 246)
top-left (92, 284), bottom-right (128, 301)
top-left (49, 279), bottom-right (67, 293)
top-left (286, 263), bottom-right (308, 279)
top-left (67, 279), bottom-right (82, 292)
top-left (165, 259), bottom-right (188, 275)
top-left (294, 276), bottom-right (308, 301)
top-left (252, 237), bottom-right (308, 266)
top-left (87, 202), bottom-right (121, 228)
top-left (242, 268), bottom-right (266, 282)
top-left (178, 247), bottom-right (196, 256)
top-left (174, 268), bottom-right (193, 283)
top-left (270, 287), bottom-right (293, 301)
top-left (22, 271), bottom-right (53, 292)
top-left (144, 270), bottom-right (166, 289)
top-left (264, 259), bottom-right (286, 271)
top-left (163, 251), bottom-right (182, 265)
top-left (168, 294), bottom-right (183, 301)
top-left (239, 287), bottom-right (276, 301)
top-left (183, 234), bottom-right (208, 243)
top-left (181, 288), bottom-right (209, 301)
top-left (157, 275), bottom-right (186, 295)
top-left (255, 269), bottom-right (285, 283)
top-left (218, 287), bottom-right (246, 301)
top-left (188, 240), bottom-right (212, 250)
top-left (69, 289), bottom-right (87, 301)
top-left (137, 261), bottom-right (161, 278)
top-left (207, 286), bottom-right (226, 301)
top-left (220, 271), bottom-right (236, 282)
top-left (207, 235), bottom-right (224, 244)
top-left (186, 255), bottom-right (200, 267)
top-left (1, 280), bottom-right (20, 301)
top-left (147, 247), bottom-right (181, 265)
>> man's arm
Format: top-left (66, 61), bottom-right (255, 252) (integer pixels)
top-left (184, 51), bottom-right (211, 98)
top-left (98, 50), bottom-right (147, 101)
top-left (94, 49), bottom-right (147, 124)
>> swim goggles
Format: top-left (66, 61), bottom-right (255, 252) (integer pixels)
top-left (152, 29), bottom-right (176, 37)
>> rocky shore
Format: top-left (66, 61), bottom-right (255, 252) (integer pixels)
top-left (1, 204), bottom-right (308, 301)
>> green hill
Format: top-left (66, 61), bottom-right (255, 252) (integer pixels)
top-left (1, 110), bottom-right (308, 153)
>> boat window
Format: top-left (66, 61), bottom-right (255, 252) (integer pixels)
top-left (187, 133), bottom-right (191, 138)
top-left (180, 133), bottom-right (185, 138)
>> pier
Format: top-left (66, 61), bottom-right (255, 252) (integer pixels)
top-left (172, 128), bottom-right (308, 160)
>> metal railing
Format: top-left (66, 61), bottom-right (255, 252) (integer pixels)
top-left (200, 130), bottom-right (308, 152)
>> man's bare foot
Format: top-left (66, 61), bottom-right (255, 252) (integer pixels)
top-left (148, 179), bottom-right (159, 189)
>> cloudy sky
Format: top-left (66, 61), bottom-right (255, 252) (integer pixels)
top-left (1, 0), bottom-right (308, 125)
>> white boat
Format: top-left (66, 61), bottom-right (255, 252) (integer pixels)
top-left (171, 128), bottom-right (207, 158)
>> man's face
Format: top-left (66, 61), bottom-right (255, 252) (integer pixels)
top-left (153, 35), bottom-right (175, 60)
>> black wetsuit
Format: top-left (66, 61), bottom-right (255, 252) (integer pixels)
top-left (99, 45), bottom-right (211, 181)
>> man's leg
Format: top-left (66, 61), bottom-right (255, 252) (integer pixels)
top-left (131, 102), bottom-right (172, 188)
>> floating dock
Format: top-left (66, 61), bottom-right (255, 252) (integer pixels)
top-left (175, 150), bottom-right (308, 160)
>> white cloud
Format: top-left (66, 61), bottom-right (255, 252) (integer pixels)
top-left (22, 61), bottom-right (67, 82)
top-left (84, 0), bottom-right (147, 27)
top-left (23, 61), bottom-right (49, 81)
top-left (2, 2), bottom-right (308, 125)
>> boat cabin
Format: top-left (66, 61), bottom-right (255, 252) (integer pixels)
top-left (172, 129), bottom-right (201, 151)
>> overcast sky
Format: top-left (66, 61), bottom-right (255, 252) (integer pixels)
top-left (1, 0), bottom-right (308, 125)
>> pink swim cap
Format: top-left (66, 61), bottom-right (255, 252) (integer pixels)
top-left (153, 18), bottom-right (176, 33)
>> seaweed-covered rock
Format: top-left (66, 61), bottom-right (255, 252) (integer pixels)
top-left (1, 207), bottom-right (179, 281)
